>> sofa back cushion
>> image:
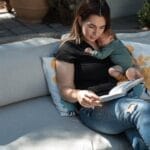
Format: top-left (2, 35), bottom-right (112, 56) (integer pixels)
top-left (0, 38), bottom-right (60, 106)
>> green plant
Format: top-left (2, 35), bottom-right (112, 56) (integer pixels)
top-left (137, 0), bottom-right (150, 28)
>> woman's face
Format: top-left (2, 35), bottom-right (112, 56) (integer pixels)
top-left (80, 15), bottom-right (106, 44)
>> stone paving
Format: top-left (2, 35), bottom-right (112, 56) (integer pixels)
top-left (0, 11), bottom-right (144, 44)
top-left (0, 12), bottom-right (70, 44)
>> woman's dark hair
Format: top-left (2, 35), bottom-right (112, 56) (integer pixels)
top-left (64, 0), bottom-right (111, 44)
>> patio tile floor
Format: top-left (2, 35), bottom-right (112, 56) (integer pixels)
top-left (0, 11), bottom-right (145, 44)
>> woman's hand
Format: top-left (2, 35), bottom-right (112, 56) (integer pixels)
top-left (76, 90), bottom-right (102, 108)
top-left (56, 60), bottom-right (102, 108)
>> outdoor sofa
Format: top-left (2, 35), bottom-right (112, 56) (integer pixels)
top-left (0, 31), bottom-right (149, 150)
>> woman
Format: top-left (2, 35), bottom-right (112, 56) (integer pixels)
top-left (55, 0), bottom-right (150, 149)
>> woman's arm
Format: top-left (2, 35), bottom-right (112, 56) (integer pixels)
top-left (55, 60), bottom-right (78, 103)
top-left (55, 60), bottom-right (101, 108)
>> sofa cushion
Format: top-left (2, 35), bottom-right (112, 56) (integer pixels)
top-left (0, 96), bottom-right (132, 150)
top-left (0, 38), bottom-right (60, 106)
top-left (117, 31), bottom-right (150, 45)
top-left (42, 57), bottom-right (76, 116)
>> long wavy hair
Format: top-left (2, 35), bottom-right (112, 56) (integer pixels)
top-left (63, 0), bottom-right (111, 44)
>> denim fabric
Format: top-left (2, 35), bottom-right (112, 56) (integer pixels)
top-left (79, 84), bottom-right (150, 150)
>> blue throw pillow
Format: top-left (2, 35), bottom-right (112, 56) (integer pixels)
top-left (42, 57), bottom-right (76, 116)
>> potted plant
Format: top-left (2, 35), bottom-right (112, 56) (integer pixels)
top-left (137, 0), bottom-right (150, 30)
top-left (10, 0), bottom-right (49, 23)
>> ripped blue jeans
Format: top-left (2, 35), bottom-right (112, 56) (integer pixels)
top-left (79, 84), bottom-right (150, 150)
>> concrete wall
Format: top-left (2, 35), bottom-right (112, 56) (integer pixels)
top-left (107, 0), bottom-right (145, 18)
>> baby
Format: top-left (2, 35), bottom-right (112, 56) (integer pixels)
top-left (84, 30), bottom-right (142, 81)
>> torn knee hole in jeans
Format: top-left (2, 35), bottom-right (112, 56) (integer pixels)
top-left (127, 104), bottom-right (138, 113)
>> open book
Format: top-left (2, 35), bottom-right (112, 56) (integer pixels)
top-left (100, 78), bottom-right (144, 102)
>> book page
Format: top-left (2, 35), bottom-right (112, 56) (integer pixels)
top-left (99, 78), bottom-right (144, 102)
top-left (109, 78), bottom-right (144, 95)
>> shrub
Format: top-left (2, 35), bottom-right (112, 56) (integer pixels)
top-left (137, 0), bottom-right (150, 29)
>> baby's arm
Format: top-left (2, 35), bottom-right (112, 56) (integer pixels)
top-left (84, 47), bottom-right (99, 56)
top-left (84, 45), bottom-right (115, 59)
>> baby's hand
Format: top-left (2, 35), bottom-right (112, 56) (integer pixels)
top-left (84, 47), bottom-right (93, 55)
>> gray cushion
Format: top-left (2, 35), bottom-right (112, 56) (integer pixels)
top-left (117, 31), bottom-right (150, 44)
top-left (0, 38), bottom-right (60, 106)
top-left (0, 96), bottom-right (132, 150)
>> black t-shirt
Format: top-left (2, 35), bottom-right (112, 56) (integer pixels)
top-left (55, 40), bottom-right (117, 96)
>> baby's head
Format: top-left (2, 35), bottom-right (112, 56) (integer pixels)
top-left (97, 29), bottom-right (116, 47)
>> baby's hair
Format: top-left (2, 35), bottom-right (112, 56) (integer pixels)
top-left (104, 29), bottom-right (117, 40)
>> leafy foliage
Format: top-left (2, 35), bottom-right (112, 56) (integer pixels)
top-left (137, 0), bottom-right (150, 28)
